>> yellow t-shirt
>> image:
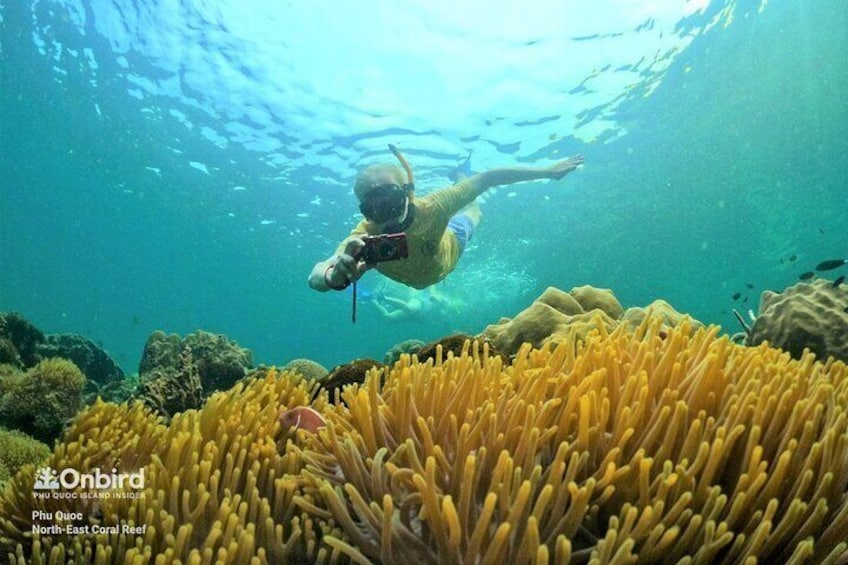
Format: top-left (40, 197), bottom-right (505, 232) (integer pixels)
top-left (336, 178), bottom-right (480, 289)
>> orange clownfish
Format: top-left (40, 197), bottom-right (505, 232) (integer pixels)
top-left (279, 406), bottom-right (326, 434)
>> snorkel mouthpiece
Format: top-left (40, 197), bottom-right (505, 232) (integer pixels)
top-left (388, 143), bottom-right (414, 189)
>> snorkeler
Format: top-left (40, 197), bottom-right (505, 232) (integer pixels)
top-left (308, 145), bottom-right (584, 292)
top-left (370, 285), bottom-right (459, 322)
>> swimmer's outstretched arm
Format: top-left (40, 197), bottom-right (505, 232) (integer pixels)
top-left (308, 237), bottom-right (373, 291)
top-left (467, 154), bottom-right (584, 195)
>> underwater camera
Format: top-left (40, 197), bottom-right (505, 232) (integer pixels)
top-left (358, 233), bottom-right (408, 264)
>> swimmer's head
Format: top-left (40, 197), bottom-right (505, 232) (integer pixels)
top-left (354, 164), bottom-right (408, 201)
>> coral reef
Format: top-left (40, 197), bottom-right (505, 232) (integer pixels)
top-left (482, 285), bottom-right (700, 356)
top-left (2, 321), bottom-right (848, 563)
top-left (0, 428), bottom-right (51, 488)
top-left (282, 358), bottom-right (329, 382)
top-left (0, 312), bottom-right (45, 369)
top-left (0, 363), bottom-right (17, 382)
top-left (134, 329), bottom-right (254, 418)
top-left (139, 329), bottom-right (253, 393)
top-left (137, 330), bottom-right (182, 376)
top-left (183, 330), bottom-right (254, 391)
top-left (568, 284), bottom-right (625, 319)
top-left (0, 342), bottom-right (18, 370)
top-left (384, 338), bottom-right (426, 365)
top-left (619, 299), bottom-right (697, 334)
top-left (92, 376), bottom-right (139, 405)
top-left (416, 333), bottom-right (510, 366)
top-left (0, 314), bottom-right (127, 402)
top-left (748, 278), bottom-right (848, 363)
top-left (134, 345), bottom-right (202, 419)
top-left (0, 358), bottom-right (86, 443)
top-left (481, 285), bottom-right (623, 355)
top-left (35, 334), bottom-right (124, 385)
top-left (317, 358), bottom-right (384, 401)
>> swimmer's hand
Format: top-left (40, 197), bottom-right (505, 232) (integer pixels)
top-left (546, 155), bottom-right (584, 180)
top-left (328, 238), bottom-right (373, 287)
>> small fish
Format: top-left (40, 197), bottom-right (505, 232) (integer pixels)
top-left (815, 259), bottom-right (847, 272)
top-left (279, 406), bottom-right (326, 434)
top-left (189, 161), bottom-right (210, 175)
top-left (781, 254), bottom-right (797, 265)
top-left (834, 275), bottom-right (846, 288)
top-left (732, 292), bottom-right (741, 301)
top-left (799, 272), bottom-right (815, 281)
top-left (746, 283), bottom-right (754, 289)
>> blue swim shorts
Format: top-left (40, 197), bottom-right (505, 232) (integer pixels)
top-left (447, 213), bottom-right (475, 255)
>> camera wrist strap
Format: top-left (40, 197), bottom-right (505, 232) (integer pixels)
top-left (352, 281), bottom-right (358, 323)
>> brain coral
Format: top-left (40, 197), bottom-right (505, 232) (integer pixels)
top-left (481, 286), bottom-right (617, 355)
top-left (748, 278), bottom-right (848, 363)
top-left (482, 285), bottom-right (699, 356)
top-left (283, 358), bottom-right (330, 382)
top-left (1, 321), bottom-right (848, 564)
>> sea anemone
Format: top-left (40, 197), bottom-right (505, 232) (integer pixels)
top-left (1, 319), bottom-right (847, 564)
top-left (302, 320), bottom-right (848, 563)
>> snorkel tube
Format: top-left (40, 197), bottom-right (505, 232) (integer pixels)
top-left (388, 144), bottom-right (414, 190)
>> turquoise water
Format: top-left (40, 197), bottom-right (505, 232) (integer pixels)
top-left (1, 1), bottom-right (846, 373)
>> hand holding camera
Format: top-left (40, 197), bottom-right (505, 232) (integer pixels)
top-left (328, 233), bottom-right (409, 290)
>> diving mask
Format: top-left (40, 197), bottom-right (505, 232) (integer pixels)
top-left (358, 144), bottom-right (416, 223)
top-left (359, 183), bottom-right (408, 222)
